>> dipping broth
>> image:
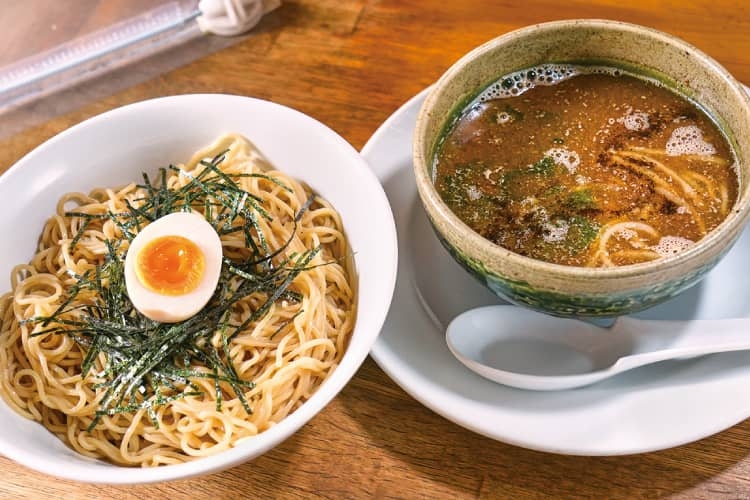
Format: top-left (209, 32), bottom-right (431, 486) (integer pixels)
top-left (433, 65), bottom-right (738, 267)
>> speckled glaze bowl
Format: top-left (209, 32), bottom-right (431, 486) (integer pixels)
top-left (413, 19), bottom-right (750, 318)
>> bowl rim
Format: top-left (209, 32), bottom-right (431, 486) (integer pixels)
top-left (0, 93), bottom-right (398, 483)
top-left (413, 18), bottom-right (750, 281)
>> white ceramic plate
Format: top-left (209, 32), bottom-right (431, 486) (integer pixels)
top-left (363, 88), bottom-right (750, 456)
top-left (0, 94), bottom-right (397, 483)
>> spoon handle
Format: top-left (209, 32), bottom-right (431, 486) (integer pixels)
top-left (615, 316), bottom-right (750, 367)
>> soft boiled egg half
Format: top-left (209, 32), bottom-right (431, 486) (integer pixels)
top-left (124, 212), bottom-right (223, 323)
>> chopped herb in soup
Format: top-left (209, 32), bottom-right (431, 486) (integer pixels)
top-left (433, 64), bottom-right (738, 267)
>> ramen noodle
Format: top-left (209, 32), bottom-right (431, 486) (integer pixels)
top-left (0, 134), bottom-right (355, 466)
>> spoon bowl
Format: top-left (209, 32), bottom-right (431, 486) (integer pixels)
top-left (446, 305), bottom-right (750, 390)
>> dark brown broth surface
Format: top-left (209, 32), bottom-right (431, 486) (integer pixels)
top-left (433, 68), bottom-right (737, 266)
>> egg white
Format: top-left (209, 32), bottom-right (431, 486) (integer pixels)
top-left (124, 211), bottom-right (223, 323)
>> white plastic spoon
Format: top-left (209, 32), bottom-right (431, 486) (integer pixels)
top-left (445, 304), bottom-right (750, 391)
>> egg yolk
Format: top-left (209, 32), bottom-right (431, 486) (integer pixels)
top-left (134, 235), bottom-right (205, 296)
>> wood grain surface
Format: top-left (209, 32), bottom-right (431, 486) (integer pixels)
top-left (2, 1), bottom-right (750, 498)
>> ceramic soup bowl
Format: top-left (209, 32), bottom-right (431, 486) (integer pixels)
top-left (413, 19), bottom-right (750, 317)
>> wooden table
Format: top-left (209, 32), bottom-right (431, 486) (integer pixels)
top-left (2, 1), bottom-right (750, 498)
